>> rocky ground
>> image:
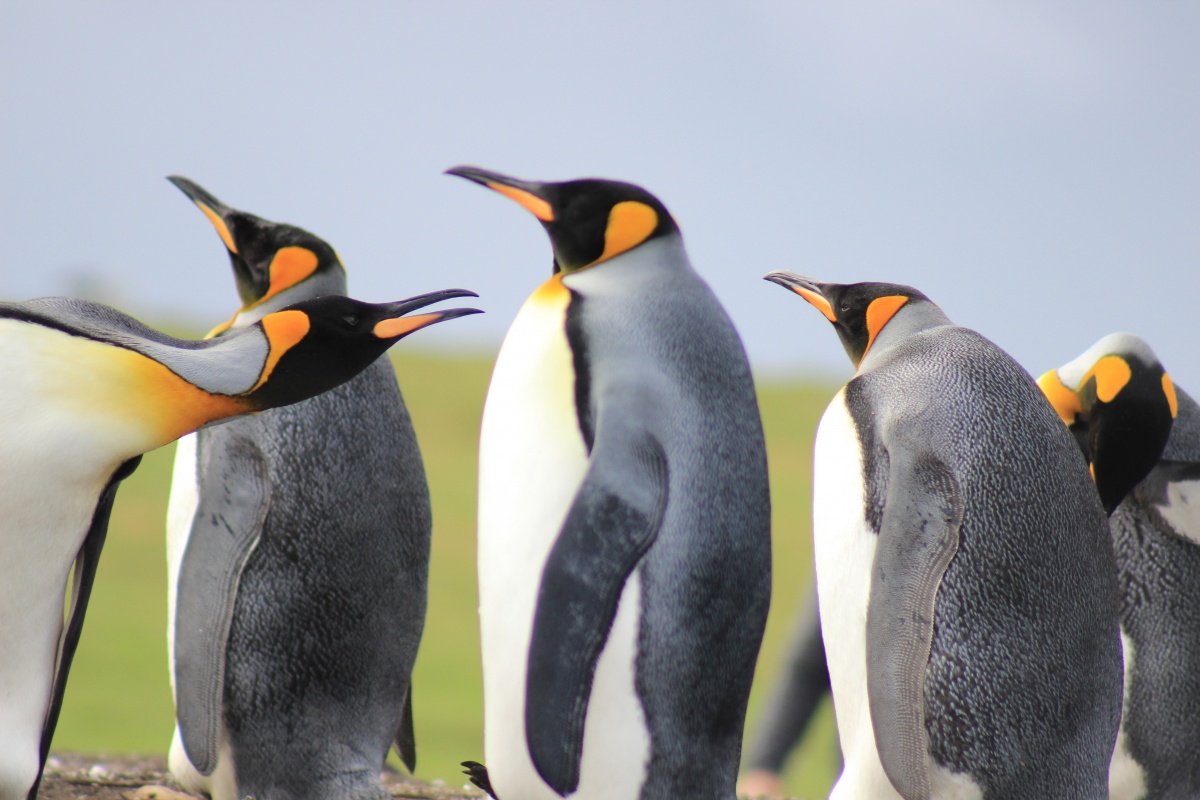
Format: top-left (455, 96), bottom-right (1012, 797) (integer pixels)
top-left (41, 755), bottom-right (794, 800)
top-left (39, 755), bottom-right (486, 800)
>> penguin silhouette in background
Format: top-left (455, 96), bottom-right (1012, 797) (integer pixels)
top-left (765, 272), bottom-right (1121, 800)
top-left (1039, 333), bottom-right (1200, 800)
top-left (0, 289), bottom-right (479, 800)
top-left (448, 167), bottom-right (771, 800)
top-left (164, 177), bottom-right (451, 800)
top-left (738, 584), bottom-right (838, 797)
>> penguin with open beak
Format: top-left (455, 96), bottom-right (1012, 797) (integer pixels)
top-left (1039, 334), bottom-right (1200, 799)
top-left (765, 272), bottom-right (1121, 799)
top-left (449, 167), bottom-right (771, 800)
top-left (163, 177), bottom-right (458, 800)
top-left (0, 287), bottom-right (479, 800)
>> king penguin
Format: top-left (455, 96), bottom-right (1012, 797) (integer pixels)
top-left (764, 273), bottom-right (1122, 800)
top-left (446, 166), bottom-right (771, 800)
top-left (0, 289), bottom-right (480, 800)
top-left (163, 177), bottom-right (450, 800)
top-left (1039, 333), bottom-right (1200, 800)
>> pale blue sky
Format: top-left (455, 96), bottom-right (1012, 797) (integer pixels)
top-left (2, 2), bottom-right (1197, 382)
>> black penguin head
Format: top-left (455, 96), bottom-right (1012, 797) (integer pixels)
top-left (1038, 333), bottom-right (1177, 514)
top-left (245, 289), bottom-right (481, 411)
top-left (168, 176), bottom-right (344, 318)
top-left (445, 166), bottom-right (679, 274)
top-left (764, 271), bottom-right (930, 368)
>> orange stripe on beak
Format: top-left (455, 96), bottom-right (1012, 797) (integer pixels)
top-left (487, 183), bottom-right (554, 222)
top-left (374, 312), bottom-right (443, 339)
top-left (197, 202), bottom-right (238, 254)
top-left (793, 286), bottom-right (837, 322)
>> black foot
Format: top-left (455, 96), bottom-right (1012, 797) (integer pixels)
top-left (461, 760), bottom-right (496, 798)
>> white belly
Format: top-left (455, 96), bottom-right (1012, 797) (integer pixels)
top-left (0, 320), bottom-right (139, 800)
top-left (1108, 630), bottom-right (1146, 800)
top-left (165, 433), bottom-right (240, 798)
top-left (1155, 477), bottom-right (1200, 545)
top-left (477, 278), bottom-right (649, 799)
top-left (815, 391), bottom-right (980, 800)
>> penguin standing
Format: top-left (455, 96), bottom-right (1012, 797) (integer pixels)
top-left (764, 273), bottom-right (1122, 800)
top-left (1039, 333), bottom-right (1199, 799)
top-left (448, 167), bottom-right (771, 800)
top-left (164, 178), bottom-right (446, 800)
top-left (0, 289), bottom-right (479, 800)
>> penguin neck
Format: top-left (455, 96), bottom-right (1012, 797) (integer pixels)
top-left (856, 301), bottom-right (953, 372)
top-left (562, 232), bottom-right (691, 296)
top-left (226, 269), bottom-right (347, 330)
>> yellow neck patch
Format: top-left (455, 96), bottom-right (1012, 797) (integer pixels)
top-left (1163, 372), bottom-right (1179, 418)
top-left (593, 201), bottom-right (658, 266)
top-left (861, 295), bottom-right (910, 362)
top-left (1037, 370), bottom-right (1084, 424)
top-left (488, 183), bottom-right (555, 221)
top-left (198, 202), bottom-right (238, 254)
top-left (252, 309), bottom-right (311, 392)
top-left (1088, 355), bottom-right (1132, 404)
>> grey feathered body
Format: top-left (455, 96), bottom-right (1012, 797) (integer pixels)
top-left (565, 237), bottom-right (772, 799)
top-left (848, 321), bottom-right (1121, 798)
top-left (191, 356), bottom-right (429, 800)
top-left (1109, 387), bottom-right (1200, 799)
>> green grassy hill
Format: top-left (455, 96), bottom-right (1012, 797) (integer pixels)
top-left (53, 349), bottom-right (841, 798)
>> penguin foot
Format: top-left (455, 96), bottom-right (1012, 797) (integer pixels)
top-left (460, 761), bottom-right (496, 798)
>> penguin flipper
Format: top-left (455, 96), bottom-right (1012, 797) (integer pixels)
top-left (28, 455), bottom-right (142, 800)
top-left (525, 430), bottom-right (669, 796)
top-left (393, 683), bottom-right (417, 773)
top-left (174, 431), bottom-right (270, 777)
top-left (867, 449), bottom-right (963, 800)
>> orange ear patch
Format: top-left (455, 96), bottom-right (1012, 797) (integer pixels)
top-left (1089, 355), bottom-right (1132, 403)
top-left (862, 295), bottom-right (910, 360)
top-left (1163, 372), bottom-right (1179, 418)
top-left (374, 312), bottom-right (442, 339)
top-left (265, 247), bottom-right (319, 301)
top-left (197, 202), bottom-right (238, 254)
top-left (252, 309), bottom-right (311, 392)
top-left (488, 183), bottom-right (554, 221)
top-left (595, 201), bottom-right (659, 265)
top-left (1037, 370), bottom-right (1084, 425)
top-left (792, 286), bottom-right (837, 322)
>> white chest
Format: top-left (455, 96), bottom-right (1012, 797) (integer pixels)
top-left (1155, 477), bottom-right (1200, 545)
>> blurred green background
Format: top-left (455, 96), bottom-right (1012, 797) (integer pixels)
top-left (54, 348), bottom-right (842, 799)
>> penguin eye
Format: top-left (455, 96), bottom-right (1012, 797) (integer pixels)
top-left (342, 314), bottom-right (359, 328)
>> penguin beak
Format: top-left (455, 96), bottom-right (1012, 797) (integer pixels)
top-left (371, 289), bottom-right (483, 340)
top-left (764, 271), bottom-right (838, 323)
top-left (167, 175), bottom-right (240, 255)
top-left (445, 165), bottom-right (555, 222)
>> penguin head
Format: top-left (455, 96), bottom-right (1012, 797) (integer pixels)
top-left (445, 166), bottom-right (679, 274)
top-left (1037, 333), bottom-right (1177, 514)
top-left (243, 289), bottom-right (482, 411)
top-left (168, 176), bottom-right (345, 331)
top-left (764, 272), bottom-right (931, 368)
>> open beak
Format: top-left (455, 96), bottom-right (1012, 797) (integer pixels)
top-left (372, 289), bottom-right (483, 339)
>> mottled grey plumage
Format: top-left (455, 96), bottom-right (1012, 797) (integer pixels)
top-left (1104, 391), bottom-right (1200, 798)
top-left (541, 236), bottom-right (772, 799)
top-left (168, 178), bottom-right (434, 800)
top-left (767, 274), bottom-right (1122, 800)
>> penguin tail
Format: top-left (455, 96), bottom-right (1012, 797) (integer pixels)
top-left (460, 761), bottom-right (497, 798)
